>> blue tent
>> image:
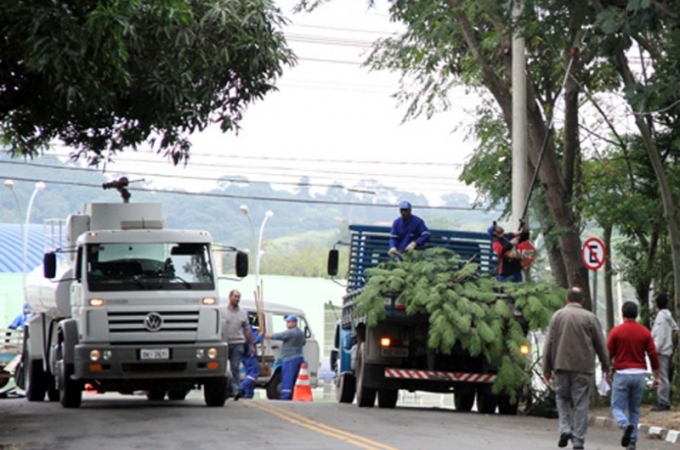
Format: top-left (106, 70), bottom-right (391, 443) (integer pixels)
top-left (0, 224), bottom-right (49, 273)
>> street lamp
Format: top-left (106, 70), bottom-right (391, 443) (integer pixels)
top-left (239, 205), bottom-right (255, 254)
top-left (23, 182), bottom-right (46, 282)
top-left (255, 211), bottom-right (274, 285)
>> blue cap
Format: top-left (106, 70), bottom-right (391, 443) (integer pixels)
top-left (285, 315), bottom-right (298, 322)
top-left (399, 201), bottom-right (412, 210)
top-left (487, 221), bottom-right (497, 237)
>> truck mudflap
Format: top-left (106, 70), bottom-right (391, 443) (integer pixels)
top-left (384, 368), bottom-right (496, 384)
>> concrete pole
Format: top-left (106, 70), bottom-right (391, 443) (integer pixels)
top-left (511, 0), bottom-right (528, 230)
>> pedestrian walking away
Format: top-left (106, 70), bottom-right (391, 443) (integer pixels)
top-left (240, 322), bottom-right (264, 399)
top-left (488, 220), bottom-right (530, 282)
top-left (542, 286), bottom-right (611, 450)
top-left (651, 293), bottom-right (679, 411)
top-left (608, 301), bottom-right (660, 450)
top-left (222, 289), bottom-right (256, 400)
top-left (262, 314), bottom-right (306, 400)
top-left (388, 201), bottom-right (430, 257)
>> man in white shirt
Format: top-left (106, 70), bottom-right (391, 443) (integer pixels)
top-left (651, 293), bottom-right (679, 411)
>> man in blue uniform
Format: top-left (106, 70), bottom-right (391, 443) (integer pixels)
top-left (262, 315), bottom-right (306, 400)
top-left (239, 323), bottom-right (264, 399)
top-left (8, 303), bottom-right (32, 330)
top-left (388, 201), bottom-right (431, 256)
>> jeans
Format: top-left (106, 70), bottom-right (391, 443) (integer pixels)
top-left (228, 342), bottom-right (245, 396)
top-left (658, 355), bottom-right (671, 407)
top-left (498, 272), bottom-right (522, 282)
top-left (280, 356), bottom-right (304, 400)
top-left (611, 372), bottom-right (646, 443)
top-left (554, 371), bottom-right (592, 448)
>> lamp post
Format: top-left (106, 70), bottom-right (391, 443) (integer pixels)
top-left (23, 182), bottom-right (46, 282)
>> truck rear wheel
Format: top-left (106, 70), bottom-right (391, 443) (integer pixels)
top-left (266, 371), bottom-right (282, 400)
top-left (336, 372), bottom-right (356, 404)
top-left (204, 377), bottom-right (227, 407)
top-left (355, 343), bottom-right (376, 407)
top-left (59, 362), bottom-right (82, 408)
top-left (454, 385), bottom-right (475, 412)
top-left (377, 389), bottom-right (398, 408)
top-left (476, 384), bottom-right (497, 414)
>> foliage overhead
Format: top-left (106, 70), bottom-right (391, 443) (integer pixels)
top-left (0, 0), bottom-right (295, 165)
top-left (352, 248), bottom-right (565, 399)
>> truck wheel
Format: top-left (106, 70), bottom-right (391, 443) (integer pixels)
top-left (146, 390), bottom-right (166, 401)
top-left (336, 372), bottom-right (355, 404)
top-left (355, 343), bottom-right (376, 407)
top-left (167, 390), bottom-right (189, 401)
top-left (59, 362), bottom-right (82, 408)
top-left (454, 385), bottom-right (475, 412)
top-left (497, 394), bottom-right (519, 415)
top-left (476, 385), bottom-right (497, 414)
top-left (377, 389), bottom-right (398, 408)
top-left (204, 377), bottom-right (227, 407)
top-left (266, 371), bottom-right (282, 400)
top-left (0, 370), bottom-right (9, 389)
top-left (25, 357), bottom-right (47, 402)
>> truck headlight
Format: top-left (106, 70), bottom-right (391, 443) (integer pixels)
top-left (90, 349), bottom-right (101, 361)
top-left (207, 348), bottom-right (218, 359)
top-left (196, 349), bottom-right (205, 359)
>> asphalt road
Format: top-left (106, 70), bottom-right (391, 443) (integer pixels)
top-left (1, 393), bottom-right (678, 450)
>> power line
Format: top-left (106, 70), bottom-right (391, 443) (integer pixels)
top-left (0, 175), bottom-right (494, 212)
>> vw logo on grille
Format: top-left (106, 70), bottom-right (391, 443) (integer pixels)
top-left (144, 312), bottom-right (163, 332)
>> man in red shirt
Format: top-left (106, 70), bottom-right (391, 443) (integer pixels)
top-left (607, 301), bottom-right (661, 450)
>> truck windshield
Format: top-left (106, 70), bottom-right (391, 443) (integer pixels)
top-left (86, 242), bottom-right (215, 292)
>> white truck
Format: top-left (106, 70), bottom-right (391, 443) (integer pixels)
top-left (18, 179), bottom-right (248, 408)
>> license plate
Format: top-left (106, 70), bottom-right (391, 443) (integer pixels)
top-left (381, 348), bottom-right (408, 357)
top-left (140, 348), bottom-right (169, 360)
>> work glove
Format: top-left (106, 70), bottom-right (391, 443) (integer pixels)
top-left (388, 247), bottom-right (398, 256)
top-left (510, 237), bottom-right (520, 246)
top-left (405, 242), bottom-right (417, 252)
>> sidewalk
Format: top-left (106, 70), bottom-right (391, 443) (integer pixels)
top-left (589, 406), bottom-right (680, 445)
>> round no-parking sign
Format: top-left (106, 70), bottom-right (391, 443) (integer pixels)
top-left (581, 237), bottom-right (606, 271)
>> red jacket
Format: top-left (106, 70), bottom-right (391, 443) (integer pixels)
top-left (607, 319), bottom-right (660, 372)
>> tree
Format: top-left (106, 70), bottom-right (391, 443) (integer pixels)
top-left (1, 0), bottom-right (295, 165)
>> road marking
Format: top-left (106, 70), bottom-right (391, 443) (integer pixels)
top-left (246, 401), bottom-right (401, 450)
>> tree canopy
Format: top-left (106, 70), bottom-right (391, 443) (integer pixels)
top-left (0, 0), bottom-right (295, 165)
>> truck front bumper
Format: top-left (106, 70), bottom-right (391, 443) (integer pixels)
top-left (73, 342), bottom-right (228, 380)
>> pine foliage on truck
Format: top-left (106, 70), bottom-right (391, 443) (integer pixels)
top-left (352, 247), bottom-right (564, 400)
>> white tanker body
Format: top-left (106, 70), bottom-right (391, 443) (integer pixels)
top-left (19, 194), bottom-right (247, 408)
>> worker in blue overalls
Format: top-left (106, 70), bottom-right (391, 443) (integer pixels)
top-left (8, 303), bottom-right (32, 330)
top-left (262, 315), bottom-right (306, 400)
top-left (239, 323), bottom-right (263, 399)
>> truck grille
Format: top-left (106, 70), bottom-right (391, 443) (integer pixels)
top-left (108, 310), bottom-right (199, 334)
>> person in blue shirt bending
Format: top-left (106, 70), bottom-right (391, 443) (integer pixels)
top-left (262, 315), bottom-right (306, 400)
top-left (388, 201), bottom-right (431, 257)
top-left (8, 303), bottom-right (32, 330)
top-left (239, 323), bottom-right (264, 399)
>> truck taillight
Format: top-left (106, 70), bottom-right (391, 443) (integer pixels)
top-left (380, 337), bottom-right (391, 347)
top-left (88, 298), bottom-right (105, 307)
top-left (380, 337), bottom-right (404, 347)
top-left (202, 297), bottom-right (216, 305)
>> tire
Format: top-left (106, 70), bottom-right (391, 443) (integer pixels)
top-left (355, 343), bottom-right (376, 407)
top-left (146, 390), bottom-right (166, 401)
top-left (25, 357), bottom-right (47, 402)
top-left (266, 371), bottom-right (282, 400)
top-left (498, 393), bottom-right (519, 415)
top-left (377, 389), bottom-right (398, 409)
top-left (0, 371), bottom-right (9, 389)
top-left (59, 362), bottom-right (82, 408)
top-left (476, 384), bottom-right (497, 414)
top-left (167, 390), bottom-right (189, 401)
top-left (204, 377), bottom-right (227, 407)
top-left (336, 372), bottom-right (356, 404)
top-left (454, 385), bottom-right (475, 412)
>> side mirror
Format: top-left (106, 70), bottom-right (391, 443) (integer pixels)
top-left (327, 249), bottom-right (339, 277)
top-left (44, 252), bottom-right (57, 279)
top-left (235, 251), bottom-right (249, 278)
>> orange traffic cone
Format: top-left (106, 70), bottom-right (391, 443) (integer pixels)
top-left (292, 362), bottom-right (313, 402)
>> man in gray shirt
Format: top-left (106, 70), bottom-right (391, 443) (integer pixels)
top-left (543, 286), bottom-right (611, 450)
top-left (222, 289), bottom-right (255, 400)
top-left (651, 293), bottom-right (679, 411)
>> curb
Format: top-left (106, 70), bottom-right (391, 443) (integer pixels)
top-left (589, 415), bottom-right (680, 445)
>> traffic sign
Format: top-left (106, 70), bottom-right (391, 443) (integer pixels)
top-left (581, 237), bottom-right (606, 271)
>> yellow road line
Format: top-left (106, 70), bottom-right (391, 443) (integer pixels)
top-left (246, 401), bottom-right (401, 450)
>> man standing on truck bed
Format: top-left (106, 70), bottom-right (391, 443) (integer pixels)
top-left (262, 315), bottom-right (305, 400)
top-left (388, 201), bottom-right (431, 257)
top-left (489, 220), bottom-right (530, 282)
top-left (222, 290), bottom-right (256, 400)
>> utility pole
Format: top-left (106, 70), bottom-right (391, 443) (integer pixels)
top-left (511, 0), bottom-right (528, 229)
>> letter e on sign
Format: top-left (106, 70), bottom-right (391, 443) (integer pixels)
top-left (581, 237), bottom-right (606, 271)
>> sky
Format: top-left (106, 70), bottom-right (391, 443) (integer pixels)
top-left (51, 0), bottom-right (484, 207)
